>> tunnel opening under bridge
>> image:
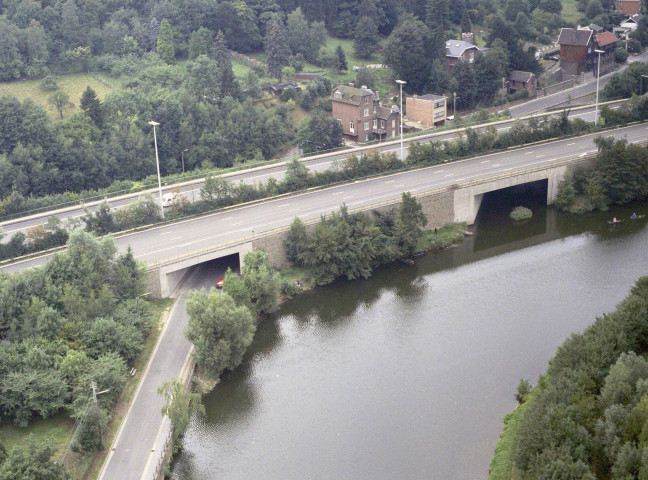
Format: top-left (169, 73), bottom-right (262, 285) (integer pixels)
top-left (161, 252), bottom-right (242, 297)
top-left (472, 179), bottom-right (549, 247)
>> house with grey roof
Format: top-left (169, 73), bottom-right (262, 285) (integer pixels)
top-left (445, 40), bottom-right (481, 73)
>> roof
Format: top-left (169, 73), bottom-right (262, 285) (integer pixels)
top-left (624, 13), bottom-right (644, 23)
top-left (595, 31), bottom-right (619, 46)
top-left (558, 28), bottom-right (593, 46)
top-left (408, 94), bottom-right (446, 102)
top-left (586, 23), bottom-right (604, 32)
top-left (509, 71), bottom-right (535, 83)
top-left (445, 40), bottom-right (479, 58)
top-left (331, 85), bottom-right (378, 105)
top-left (376, 105), bottom-right (399, 120)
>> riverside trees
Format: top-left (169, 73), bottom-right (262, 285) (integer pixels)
top-left (285, 193), bottom-right (428, 285)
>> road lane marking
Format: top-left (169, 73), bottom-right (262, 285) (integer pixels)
top-left (385, 180), bottom-right (395, 183)
top-left (567, 142), bottom-right (576, 146)
top-left (493, 163), bottom-right (501, 167)
top-left (231, 222), bottom-right (241, 226)
top-left (524, 151), bottom-right (534, 154)
top-left (480, 161), bottom-right (489, 164)
top-left (444, 174), bottom-right (454, 177)
top-left (277, 204), bottom-right (291, 208)
top-left (395, 184), bottom-right (405, 188)
top-left (342, 196), bottom-right (354, 200)
top-left (332, 191), bottom-right (344, 195)
top-left (535, 154), bottom-right (544, 158)
top-left (159, 231), bottom-right (173, 236)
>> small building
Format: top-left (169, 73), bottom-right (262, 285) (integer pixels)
top-left (267, 81), bottom-right (301, 96)
top-left (594, 31), bottom-right (619, 75)
top-left (445, 40), bottom-right (481, 73)
top-left (617, 0), bottom-right (642, 15)
top-left (621, 13), bottom-right (644, 31)
top-left (331, 83), bottom-right (400, 143)
top-left (586, 23), bottom-right (604, 33)
top-left (507, 71), bottom-right (538, 98)
top-left (405, 94), bottom-right (447, 127)
top-left (293, 72), bottom-right (324, 81)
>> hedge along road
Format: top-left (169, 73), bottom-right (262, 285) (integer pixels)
top-left (2, 122), bottom-right (646, 277)
top-left (0, 100), bottom-right (623, 240)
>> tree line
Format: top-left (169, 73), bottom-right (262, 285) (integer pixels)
top-left (0, 230), bottom-right (149, 459)
top-left (498, 276), bottom-right (648, 479)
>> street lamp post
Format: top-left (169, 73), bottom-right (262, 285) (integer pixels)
top-left (181, 148), bottom-right (188, 173)
top-left (453, 92), bottom-right (458, 119)
top-left (395, 79), bottom-right (406, 161)
top-left (148, 120), bottom-right (164, 220)
top-left (594, 49), bottom-right (605, 126)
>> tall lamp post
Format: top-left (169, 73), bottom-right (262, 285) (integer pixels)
top-left (594, 49), bottom-right (605, 126)
top-left (395, 79), bottom-right (406, 161)
top-left (148, 120), bottom-right (164, 220)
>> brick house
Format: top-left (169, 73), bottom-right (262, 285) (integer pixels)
top-left (507, 71), bottom-right (538, 98)
top-left (405, 94), bottom-right (447, 127)
top-left (331, 84), bottom-right (401, 143)
top-left (594, 31), bottom-right (619, 75)
top-left (445, 40), bottom-right (481, 73)
top-left (558, 28), bottom-right (594, 76)
top-left (617, 0), bottom-right (642, 15)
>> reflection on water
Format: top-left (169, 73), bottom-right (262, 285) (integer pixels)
top-left (172, 194), bottom-right (648, 480)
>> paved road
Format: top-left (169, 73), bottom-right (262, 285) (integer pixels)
top-left (98, 261), bottom-right (229, 480)
top-left (510, 50), bottom-right (648, 117)
top-left (0, 103), bottom-right (620, 240)
top-left (3, 123), bottom-right (646, 275)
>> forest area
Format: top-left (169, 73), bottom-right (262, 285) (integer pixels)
top-left (0, 0), bottom-right (635, 210)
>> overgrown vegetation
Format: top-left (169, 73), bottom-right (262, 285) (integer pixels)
top-left (488, 276), bottom-right (648, 480)
top-left (510, 206), bottom-right (533, 221)
top-left (284, 193), bottom-right (427, 285)
top-left (556, 136), bottom-right (648, 214)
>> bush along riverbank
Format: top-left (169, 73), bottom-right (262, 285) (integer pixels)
top-left (488, 275), bottom-right (648, 480)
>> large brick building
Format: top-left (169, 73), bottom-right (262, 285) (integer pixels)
top-left (405, 94), bottom-right (447, 127)
top-left (558, 27), bottom-right (618, 77)
top-left (331, 84), bottom-right (400, 143)
top-left (617, 0), bottom-right (642, 15)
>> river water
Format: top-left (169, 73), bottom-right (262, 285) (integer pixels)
top-left (172, 188), bottom-right (648, 480)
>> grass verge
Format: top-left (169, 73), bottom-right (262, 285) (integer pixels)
top-left (488, 401), bottom-right (530, 480)
top-left (418, 222), bottom-right (468, 251)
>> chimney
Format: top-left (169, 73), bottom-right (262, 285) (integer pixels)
top-left (349, 82), bottom-right (354, 87)
top-left (361, 85), bottom-right (368, 90)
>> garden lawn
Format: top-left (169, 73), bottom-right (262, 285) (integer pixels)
top-left (0, 72), bottom-right (118, 120)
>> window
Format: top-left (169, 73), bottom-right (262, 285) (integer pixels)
top-left (434, 111), bottom-right (445, 119)
top-left (364, 122), bottom-right (370, 130)
top-left (364, 97), bottom-right (369, 104)
top-left (373, 119), bottom-right (377, 128)
top-left (364, 108), bottom-right (369, 117)
top-left (392, 119), bottom-right (396, 127)
top-left (334, 91), bottom-right (342, 99)
top-left (381, 120), bottom-right (385, 128)
top-left (373, 106), bottom-right (376, 114)
top-left (350, 120), bottom-right (354, 131)
top-left (435, 101), bottom-right (445, 108)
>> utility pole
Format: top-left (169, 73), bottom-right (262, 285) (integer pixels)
top-left (90, 382), bottom-right (110, 441)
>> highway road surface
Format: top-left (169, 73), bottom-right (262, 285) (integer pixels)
top-left (3, 123), bottom-right (646, 275)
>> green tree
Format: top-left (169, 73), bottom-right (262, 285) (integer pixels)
top-left (461, 8), bottom-right (472, 33)
top-left (158, 377), bottom-right (205, 445)
top-left (188, 27), bottom-right (213, 59)
top-left (48, 91), bottom-right (73, 119)
top-left (157, 19), bottom-right (175, 64)
top-left (241, 250), bottom-right (281, 315)
top-left (79, 86), bottom-right (103, 126)
top-left (283, 156), bottom-right (310, 190)
top-left (354, 16), bottom-right (380, 59)
top-left (264, 18), bottom-right (290, 80)
top-left (285, 217), bottom-right (308, 264)
top-left (297, 110), bottom-right (344, 154)
top-left (185, 55), bottom-right (221, 102)
top-left (395, 192), bottom-right (428, 256)
top-left (185, 289), bottom-right (256, 377)
top-left (335, 45), bottom-right (348, 73)
top-left (0, 438), bottom-right (69, 480)
top-left (383, 15), bottom-right (431, 93)
top-left (214, 30), bottom-right (240, 99)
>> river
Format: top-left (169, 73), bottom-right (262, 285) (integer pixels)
top-left (172, 187), bottom-right (648, 480)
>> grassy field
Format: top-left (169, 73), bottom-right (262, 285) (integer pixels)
top-left (561, 0), bottom-right (584, 26)
top-left (0, 72), bottom-right (119, 120)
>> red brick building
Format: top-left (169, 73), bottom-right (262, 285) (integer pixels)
top-left (507, 71), bottom-right (538, 98)
top-left (617, 0), bottom-right (642, 15)
top-left (558, 28), bottom-right (594, 76)
top-left (331, 84), bottom-right (400, 143)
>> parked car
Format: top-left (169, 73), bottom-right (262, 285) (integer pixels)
top-left (162, 193), bottom-right (176, 208)
top-left (216, 278), bottom-right (225, 289)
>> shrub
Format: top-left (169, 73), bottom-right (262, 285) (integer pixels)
top-left (39, 75), bottom-right (59, 91)
top-left (510, 206), bottom-right (532, 221)
top-left (615, 48), bottom-right (629, 64)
